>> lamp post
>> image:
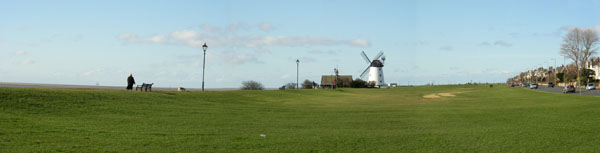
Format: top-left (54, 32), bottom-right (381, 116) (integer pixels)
top-left (544, 62), bottom-right (550, 84)
top-left (202, 43), bottom-right (208, 91)
top-left (296, 59), bottom-right (299, 89)
top-left (563, 56), bottom-right (567, 87)
top-left (551, 58), bottom-right (557, 83)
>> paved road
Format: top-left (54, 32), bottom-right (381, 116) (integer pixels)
top-left (520, 85), bottom-right (600, 96)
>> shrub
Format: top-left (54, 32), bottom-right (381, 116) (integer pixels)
top-left (351, 78), bottom-right (368, 88)
top-left (302, 80), bottom-right (314, 89)
top-left (241, 80), bottom-right (264, 90)
top-left (367, 81), bottom-right (377, 88)
top-left (285, 82), bottom-right (297, 89)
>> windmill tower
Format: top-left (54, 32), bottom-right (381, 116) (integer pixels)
top-left (360, 51), bottom-right (386, 87)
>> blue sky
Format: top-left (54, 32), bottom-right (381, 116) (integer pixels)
top-left (2, 0), bottom-right (600, 88)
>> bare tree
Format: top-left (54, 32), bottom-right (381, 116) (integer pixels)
top-left (582, 28), bottom-right (599, 67)
top-left (560, 28), bottom-right (599, 87)
top-left (241, 80), bottom-right (264, 90)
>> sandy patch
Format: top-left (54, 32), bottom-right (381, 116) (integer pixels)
top-left (438, 93), bottom-right (456, 97)
top-left (423, 91), bottom-right (469, 99)
top-left (423, 94), bottom-right (441, 98)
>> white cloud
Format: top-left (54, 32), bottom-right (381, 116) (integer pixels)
top-left (308, 50), bottom-right (337, 55)
top-left (562, 24), bottom-right (600, 32)
top-left (147, 35), bottom-right (166, 43)
top-left (247, 36), bottom-right (339, 48)
top-left (259, 23), bottom-right (275, 32)
top-left (117, 23), bottom-right (370, 49)
top-left (227, 22), bottom-right (249, 32)
top-left (118, 33), bottom-right (166, 44)
top-left (119, 32), bottom-right (368, 49)
top-left (224, 53), bottom-right (260, 65)
top-left (280, 74), bottom-right (290, 79)
top-left (478, 42), bottom-right (491, 46)
top-left (171, 30), bottom-right (198, 40)
top-left (15, 50), bottom-right (26, 55)
top-left (478, 40), bottom-right (511, 47)
top-left (298, 57), bottom-right (317, 63)
top-left (193, 51), bottom-right (262, 66)
top-left (493, 40), bottom-right (512, 47)
top-left (21, 59), bottom-right (34, 65)
top-left (308, 50), bottom-right (323, 54)
top-left (200, 24), bottom-right (222, 32)
top-left (560, 25), bottom-right (577, 31)
top-left (349, 38), bottom-right (371, 47)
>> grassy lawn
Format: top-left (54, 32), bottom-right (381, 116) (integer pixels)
top-left (1, 85), bottom-right (600, 152)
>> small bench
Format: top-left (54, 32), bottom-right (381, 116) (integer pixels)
top-left (136, 83), bottom-right (154, 92)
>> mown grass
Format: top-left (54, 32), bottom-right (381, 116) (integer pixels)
top-left (1, 85), bottom-right (600, 152)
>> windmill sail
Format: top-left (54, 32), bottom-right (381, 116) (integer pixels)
top-left (360, 66), bottom-right (370, 78)
top-left (360, 51), bottom-right (371, 64)
top-left (373, 51), bottom-right (384, 60)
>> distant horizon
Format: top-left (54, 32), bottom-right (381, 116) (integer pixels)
top-left (0, 81), bottom-right (507, 90)
top-left (2, 0), bottom-right (600, 88)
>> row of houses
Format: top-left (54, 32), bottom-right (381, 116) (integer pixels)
top-left (510, 57), bottom-right (600, 83)
top-left (588, 57), bottom-right (600, 80)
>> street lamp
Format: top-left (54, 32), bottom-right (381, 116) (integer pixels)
top-left (551, 58), bottom-right (557, 83)
top-left (296, 59), bottom-right (299, 89)
top-left (202, 43), bottom-right (208, 91)
top-left (539, 64), bottom-right (544, 83)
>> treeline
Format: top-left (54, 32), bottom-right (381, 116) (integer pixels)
top-left (508, 27), bottom-right (599, 86)
top-left (240, 78), bottom-right (381, 90)
top-left (507, 63), bottom-right (596, 85)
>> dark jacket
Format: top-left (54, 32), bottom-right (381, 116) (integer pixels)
top-left (127, 76), bottom-right (135, 89)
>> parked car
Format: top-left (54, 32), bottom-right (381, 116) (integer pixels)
top-left (510, 83), bottom-right (519, 87)
top-left (547, 82), bottom-right (554, 88)
top-left (529, 83), bottom-right (538, 89)
top-left (586, 83), bottom-right (596, 90)
top-left (563, 85), bottom-right (576, 93)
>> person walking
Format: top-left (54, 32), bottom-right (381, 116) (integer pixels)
top-left (127, 74), bottom-right (135, 90)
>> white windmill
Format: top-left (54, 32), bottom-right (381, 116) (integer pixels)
top-left (360, 51), bottom-right (386, 87)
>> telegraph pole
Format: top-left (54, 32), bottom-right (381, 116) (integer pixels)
top-left (296, 59), bottom-right (299, 89)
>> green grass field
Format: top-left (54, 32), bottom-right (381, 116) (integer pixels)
top-left (1, 85), bottom-right (600, 152)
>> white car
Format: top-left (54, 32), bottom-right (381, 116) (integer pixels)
top-left (586, 83), bottom-right (596, 90)
top-left (529, 83), bottom-right (538, 89)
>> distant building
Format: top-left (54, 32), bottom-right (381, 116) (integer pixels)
top-left (589, 59), bottom-right (600, 80)
top-left (388, 83), bottom-right (397, 87)
top-left (321, 75), bottom-right (352, 88)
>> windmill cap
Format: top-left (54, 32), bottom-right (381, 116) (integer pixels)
top-left (370, 60), bottom-right (384, 67)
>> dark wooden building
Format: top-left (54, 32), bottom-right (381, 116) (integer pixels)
top-left (321, 75), bottom-right (352, 88)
